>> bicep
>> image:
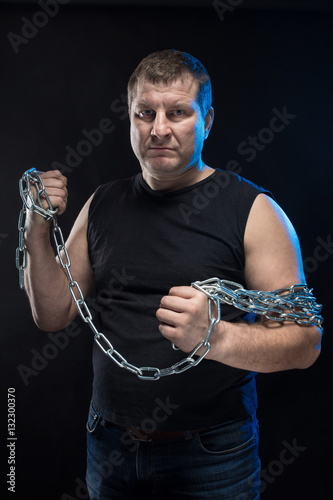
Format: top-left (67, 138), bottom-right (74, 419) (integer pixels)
top-left (244, 194), bottom-right (305, 291)
top-left (56, 194), bottom-right (95, 299)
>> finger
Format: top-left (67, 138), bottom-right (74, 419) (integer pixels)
top-left (41, 179), bottom-right (68, 197)
top-left (42, 175), bottom-right (67, 187)
top-left (44, 195), bottom-right (67, 214)
top-left (38, 174), bottom-right (68, 214)
top-left (158, 323), bottom-right (193, 354)
top-left (168, 286), bottom-right (199, 299)
top-left (33, 174), bottom-right (67, 196)
top-left (39, 186), bottom-right (67, 212)
top-left (158, 322), bottom-right (176, 340)
top-left (165, 287), bottom-right (208, 315)
top-left (41, 170), bottom-right (68, 184)
top-left (159, 295), bottom-right (188, 313)
top-left (41, 183), bottom-right (68, 198)
top-left (156, 307), bottom-right (180, 326)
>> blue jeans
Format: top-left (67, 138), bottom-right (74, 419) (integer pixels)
top-left (86, 402), bottom-right (261, 499)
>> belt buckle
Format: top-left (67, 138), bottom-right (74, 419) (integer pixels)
top-left (127, 428), bottom-right (152, 442)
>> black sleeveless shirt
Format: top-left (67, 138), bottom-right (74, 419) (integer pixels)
top-left (87, 169), bottom-right (271, 430)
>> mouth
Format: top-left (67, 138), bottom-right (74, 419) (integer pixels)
top-left (149, 147), bottom-right (174, 150)
top-left (148, 146), bottom-right (176, 154)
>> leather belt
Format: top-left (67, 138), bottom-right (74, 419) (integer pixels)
top-left (115, 424), bottom-right (206, 442)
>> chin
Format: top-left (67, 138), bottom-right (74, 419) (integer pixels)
top-left (145, 160), bottom-right (183, 176)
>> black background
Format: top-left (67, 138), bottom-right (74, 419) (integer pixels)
top-left (0, 1), bottom-right (332, 499)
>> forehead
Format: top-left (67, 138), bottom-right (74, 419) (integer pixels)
top-left (132, 77), bottom-right (200, 106)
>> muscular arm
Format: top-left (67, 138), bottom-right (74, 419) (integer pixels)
top-left (213, 193), bottom-right (322, 372)
top-left (157, 194), bottom-right (322, 373)
top-left (24, 171), bottom-right (95, 331)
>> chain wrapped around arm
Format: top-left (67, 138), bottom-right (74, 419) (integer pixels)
top-left (16, 169), bottom-right (323, 381)
top-left (192, 278), bottom-right (323, 328)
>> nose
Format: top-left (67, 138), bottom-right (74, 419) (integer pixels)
top-left (151, 112), bottom-right (171, 139)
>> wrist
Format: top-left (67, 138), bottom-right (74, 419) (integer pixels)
top-left (205, 320), bottom-right (227, 361)
top-left (25, 210), bottom-right (52, 236)
top-left (24, 214), bottom-right (52, 251)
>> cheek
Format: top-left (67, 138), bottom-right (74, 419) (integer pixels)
top-left (187, 125), bottom-right (204, 153)
top-left (194, 118), bottom-right (206, 142)
top-left (181, 118), bottom-right (205, 150)
top-left (130, 125), bottom-right (143, 151)
top-left (179, 124), bottom-right (197, 145)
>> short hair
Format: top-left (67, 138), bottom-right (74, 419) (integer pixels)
top-left (127, 49), bottom-right (212, 116)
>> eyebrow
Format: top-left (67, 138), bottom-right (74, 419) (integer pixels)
top-left (134, 99), bottom-right (194, 109)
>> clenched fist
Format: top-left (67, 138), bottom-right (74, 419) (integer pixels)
top-left (25, 169), bottom-right (68, 232)
top-left (156, 286), bottom-right (213, 354)
top-left (36, 169), bottom-right (68, 215)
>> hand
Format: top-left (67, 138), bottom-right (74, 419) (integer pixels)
top-left (36, 169), bottom-right (68, 215)
top-left (25, 169), bottom-right (68, 231)
top-left (156, 286), bottom-right (211, 354)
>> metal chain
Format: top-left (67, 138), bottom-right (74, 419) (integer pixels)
top-left (192, 278), bottom-right (323, 328)
top-left (16, 169), bottom-right (323, 381)
top-left (16, 169), bottom-right (216, 380)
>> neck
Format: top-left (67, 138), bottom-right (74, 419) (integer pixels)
top-left (142, 164), bottom-right (215, 192)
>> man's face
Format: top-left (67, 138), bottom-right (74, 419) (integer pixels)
top-left (129, 76), bottom-right (213, 184)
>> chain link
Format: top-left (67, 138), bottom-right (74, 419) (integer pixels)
top-left (16, 169), bottom-right (323, 381)
top-left (192, 278), bottom-right (323, 327)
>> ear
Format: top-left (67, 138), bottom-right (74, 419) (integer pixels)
top-left (204, 107), bottom-right (214, 139)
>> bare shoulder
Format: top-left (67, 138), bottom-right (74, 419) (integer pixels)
top-left (67, 193), bottom-right (95, 237)
top-left (57, 193), bottom-right (96, 297)
top-left (244, 193), bottom-right (305, 290)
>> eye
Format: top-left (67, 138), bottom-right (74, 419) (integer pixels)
top-left (172, 109), bottom-right (185, 116)
top-left (138, 110), bottom-right (155, 119)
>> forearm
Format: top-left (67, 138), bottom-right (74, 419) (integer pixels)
top-left (24, 221), bottom-right (75, 331)
top-left (208, 319), bottom-right (322, 373)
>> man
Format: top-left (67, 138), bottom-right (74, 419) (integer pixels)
top-left (23, 50), bottom-right (322, 499)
